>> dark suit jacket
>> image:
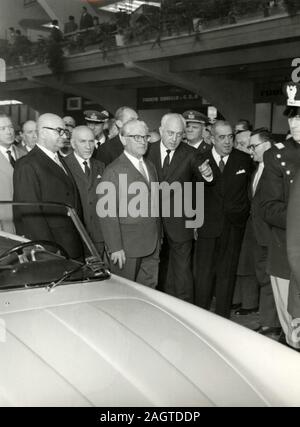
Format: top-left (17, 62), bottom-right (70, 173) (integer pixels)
top-left (260, 139), bottom-right (300, 279)
top-left (64, 153), bottom-right (105, 251)
top-left (95, 135), bottom-right (123, 167)
top-left (79, 12), bottom-right (93, 30)
top-left (287, 168), bottom-right (300, 317)
top-left (146, 141), bottom-right (206, 242)
top-left (251, 165), bottom-right (271, 247)
top-left (194, 140), bottom-right (212, 155)
top-left (196, 148), bottom-right (252, 238)
top-left (99, 153), bottom-right (160, 257)
top-left (13, 146), bottom-right (83, 259)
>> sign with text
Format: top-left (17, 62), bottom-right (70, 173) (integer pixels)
top-left (137, 86), bottom-right (202, 110)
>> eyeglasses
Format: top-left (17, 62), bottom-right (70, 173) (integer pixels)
top-left (248, 141), bottom-right (265, 151)
top-left (125, 134), bottom-right (150, 143)
top-left (43, 127), bottom-right (70, 138)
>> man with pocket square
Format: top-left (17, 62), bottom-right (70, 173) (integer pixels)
top-left (194, 120), bottom-right (252, 318)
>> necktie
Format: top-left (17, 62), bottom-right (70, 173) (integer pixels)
top-left (83, 160), bottom-right (91, 178)
top-left (162, 149), bottom-right (171, 178)
top-left (7, 149), bottom-right (15, 168)
top-left (54, 154), bottom-right (67, 174)
top-left (252, 164), bottom-right (264, 195)
top-left (219, 156), bottom-right (225, 173)
top-left (139, 159), bottom-right (148, 182)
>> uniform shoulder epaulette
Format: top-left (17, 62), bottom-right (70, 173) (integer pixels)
top-left (275, 142), bottom-right (285, 150)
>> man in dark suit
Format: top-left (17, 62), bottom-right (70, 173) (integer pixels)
top-left (245, 129), bottom-right (280, 336)
top-left (98, 119), bottom-right (160, 288)
top-left (64, 126), bottom-right (105, 255)
top-left (147, 113), bottom-right (213, 303)
top-left (194, 120), bottom-right (252, 318)
top-left (13, 113), bottom-right (83, 259)
top-left (79, 7), bottom-right (93, 30)
top-left (96, 106), bottom-right (138, 166)
top-left (183, 110), bottom-right (211, 155)
top-left (260, 102), bottom-right (300, 349)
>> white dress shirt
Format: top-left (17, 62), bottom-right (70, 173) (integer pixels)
top-left (95, 134), bottom-right (106, 149)
top-left (160, 142), bottom-right (175, 168)
top-left (212, 146), bottom-right (229, 167)
top-left (187, 139), bottom-right (203, 150)
top-left (37, 144), bottom-right (67, 174)
top-left (253, 162), bottom-right (264, 195)
top-left (124, 151), bottom-right (149, 181)
top-left (74, 152), bottom-right (91, 173)
top-left (0, 144), bottom-right (16, 162)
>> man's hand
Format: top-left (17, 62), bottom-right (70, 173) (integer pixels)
top-left (198, 158), bottom-right (213, 179)
top-left (111, 250), bottom-right (126, 269)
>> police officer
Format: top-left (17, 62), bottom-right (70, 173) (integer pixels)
top-left (183, 110), bottom-right (211, 154)
top-left (260, 82), bottom-right (300, 349)
top-left (84, 110), bottom-right (109, 157)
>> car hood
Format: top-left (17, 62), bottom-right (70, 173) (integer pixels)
top-left (0, 277), bottom-right (300, 407)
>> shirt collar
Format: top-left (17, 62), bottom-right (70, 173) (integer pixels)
top-left (212, 146), bottom-right (229, 165)
top-left (74, 151), bottom-right (90, 167)
top-left (124, 150), bottom-right (144, 168)
top-left (187, 139), bottom-right (203, 149)
top-left (0, 144), bottom-right (13, 158)
top-left (37, 143), bottom-right (58, 162)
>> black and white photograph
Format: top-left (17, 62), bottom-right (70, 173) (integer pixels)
top-left (0, 0), bottom-right (300, 409)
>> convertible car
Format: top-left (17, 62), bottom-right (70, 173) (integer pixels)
top-left (0, 203), bottom-right (299, 407)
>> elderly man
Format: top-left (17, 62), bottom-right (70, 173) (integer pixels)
top-left (147, 113), bottom-right (213, 303)
top-left (183, 110), bottom-right (211, 154)
top-left (194, 120), bottom-right (252, 318)
top-left (0, 114), bottom-right (26, 233)
top-left (98, 119), bottom-right (160, 287)
top-left (260, 99), bottom-right (300, 349)
top-left (96, 106), bottom-right (138, 166)
top-left (21, 120), bottom-right (37, 152)
top-left (64, 126), bottom-right (105, 255)
top-left (13, 113), bottom-right (83, 259)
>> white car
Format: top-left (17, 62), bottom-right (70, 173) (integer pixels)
top-left (0, 203), bottom-right (299, 407)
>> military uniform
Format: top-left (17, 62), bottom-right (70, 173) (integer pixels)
top-left (84, 110), bottom-right (109, 156)
top-left (260, 138), bottom-right (300, 347)
top-left (183, 110), bottom-right (211, 155)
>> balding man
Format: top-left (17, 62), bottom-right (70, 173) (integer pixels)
top-left (96, 106), bottom-right (138, 166)
top-left (194, 120), bottom-right (253, 318)
top-left (64, 126), bottom-right (105, 255)
top-left (0, 114), bottom-right (26, 233)
top-left (13, 113), bottom-right (83, 259)
top-left (21, 120), bottom-right (37, 152)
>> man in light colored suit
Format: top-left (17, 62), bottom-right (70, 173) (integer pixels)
top-left (64, 126), bottom-right (105, 255)
top-left (0, 114), bottom-right (26, 233)
top-left (98, 119), bottom-right (160, 288)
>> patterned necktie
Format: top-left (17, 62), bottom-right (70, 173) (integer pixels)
top-left (219, 156), bottom-right (225, 173)
top-left (139, 159), bottom-right (148, 182)
top-left (83, 160), bottom-right (90, 178)
top-left (162, 149), bottom-right (171, 178)
top-left (7, 149), bottom-right (15, 168)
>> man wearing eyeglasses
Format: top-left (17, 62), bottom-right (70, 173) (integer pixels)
top-left (98, 119), bottom-right (160, 288)
top-left (194, 120), bottom-right (252, 318)
top-left (235, 129), bottom-right (281, 337)
top-left (13, 113), bottom-right (84, 259)
top-left (146, 113), bottom-right (213, 303)
top-left (0, 114), bottom-right (26, 233)
top-left (260, 91), bottom-right (300, 349)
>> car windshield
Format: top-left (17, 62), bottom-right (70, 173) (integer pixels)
top-left (0, 201), bottom-right (110, 291)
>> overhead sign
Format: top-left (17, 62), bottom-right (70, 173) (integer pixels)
top-left (137, 86), bottom-right (202, 109)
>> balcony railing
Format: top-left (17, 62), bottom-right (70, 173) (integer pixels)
top-left (1, 0), bottom-right (298, 73)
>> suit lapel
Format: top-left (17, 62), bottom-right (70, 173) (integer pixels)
top-left (120, 153), bottom-right (150, 186)
top-left (66, 153), bottom-right (87, 183)
top-left (164, 143), bottom-right (186, 181)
